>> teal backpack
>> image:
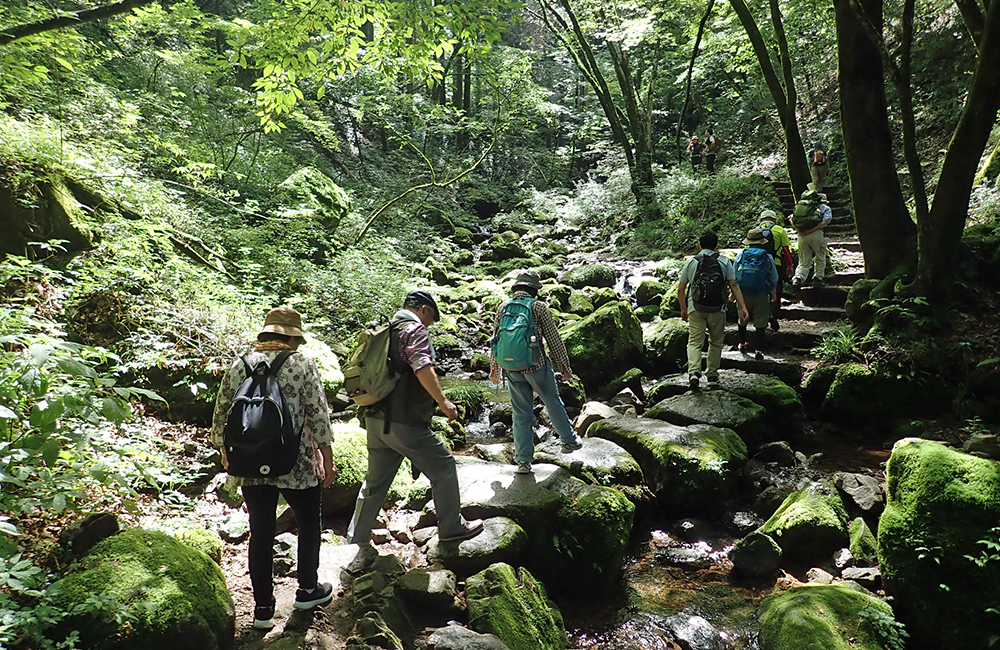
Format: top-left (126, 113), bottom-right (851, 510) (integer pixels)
top-left (491, 297), bottom-right (541, 371)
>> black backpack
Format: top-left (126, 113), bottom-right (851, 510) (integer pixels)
top-left (690, 252), bottom-right (727, 312)
top-left (757, 223), bottom-right (778, 257)
top-left (223, 350), bottom-right (301, 479)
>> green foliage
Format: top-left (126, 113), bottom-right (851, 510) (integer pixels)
top-left (811, 325), bottom-right (859, 363)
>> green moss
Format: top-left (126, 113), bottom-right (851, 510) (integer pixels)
top-left (560, 264), bottom-right (616, 289)
top-left (469, 352), bottom-right (491, 372)
top-left (549, 486), bottom-right (634, 584)
top-left (848, 517), bottom-right (878, 566)
top-left (560, 301), bottom-right (643, 388)
top-left (535, 264), bottom-right (559, 279)
top-left (634, 279), bottom-right (668, 307)
top-left (821, 363), bottom-right (939, 424)
top-left (758, 584), bottom-right (903, 650)
top-left (144, 519), bottom-right (224, 565)
top-left (330, 422), bottom-right (412, 501)
top-left (452, 227), bottom-right (474, 248)
top-left (538, 283), bottom-right (571, 312)
top-left (877, 438), bottom-right (1000, 648)
top-left (758, 482), bottom-right (849, 562)
top-left (727, 375), bottom-right (802, 414)
top-left (643, 317), bottom-right (687, 374)
top-left (299, 337), bottom-right (344, 395)
top-left (51, 528), bottom-right (233, 650)
top-left (434, 333), bottom-right (463, 355)
top-left (635, 304), bottom-right (659, 322)
top-left (658, 280), bottom-right (682, 317)
top-left (567, 290), bottom-right (594, 315)
top-left (591, 286), bottom-right (618, 309)
top-left (801, 364), bottom-right (839, 409)
top-left (466, 563), bottom-right (567, 650)
top-left (602, 368), bottom-right (645, 399)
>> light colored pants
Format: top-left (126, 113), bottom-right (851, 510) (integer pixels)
top-left (810, 165), bottom-right (829, 192)
top-left (348, 417), bottom-right (469, 543)
top-left (687, 310), bottom-right (727, 379)
top-left (506, 360), bottom-right (576, 464)
top-left (795, 230), bottom-right (827, 282)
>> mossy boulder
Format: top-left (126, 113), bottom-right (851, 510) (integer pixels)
top-left (484, 231), bottom-right (528, 261)
top-left (51, 528), bottom-right (234, 650)
top-left (323, 422), bottom-right (413, 513)
top-left (538, 283), bottom-right (571, 312)
top-left (452, 227), bottom-right (474, 248)
top-left (848, 517), bottom-right (878, 566)
top-left (441, 280), bottom-right (508, 313)
top-left (820, 363), bottom-right (940, 425)
top-left (567, 290), bottom-right (594, 315)
top-left (560, 264), bottom-right (616, 289)
top-left (646, 391), bottom-right (767, 444)
top-left (757, 481), bottom-right (849, 564)
top-left (801, 365), bottom-right (839, 409)
top-left (844, 278), bottom-right (879, 324)
top-left (591, 286), bottom-right (618, 309)
top-left (560, 301), bottom-right (644, 389)
top-left (142, 519), bottom-right (223, 565)
top-left (878, 438), bottom-right (1000, 649)
top-left (729, 531), bottom-right (782, 578)
top-left (658, 281), bottom-right (682, 317)
top-left (587, 417), bottom-right (747, 512)
top-left (602, 368), bottom-right (645, 401)
top-left (466, 563), bottom-right (567, 650)
top-left (634, 279), bottom-right (669, 307)
top-left (758, 583), bottom-right (904, 650)
top-left (635, 304), bottom-right (659, 322)
top-left (277, 167), bottom-right (350, 232)
top-left (299, 337), bottom-right (344, 397)
top-left (643, 317), bottom-right (688, 374)
top-left (557, 373), bottom-right (587, 409)
top-left (1, 173), bottom-right (95, 257)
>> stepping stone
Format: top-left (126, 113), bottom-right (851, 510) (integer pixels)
top-left (828, 271), bottom-right (864, 285)
top-left (794, 285), bottom-right (849, 308)
top-left (719, 350), bottom-right (803, 387)
top-left (724, 327), bottom-right (827, 353)
top-left (779, 304), bottom-right (848, 322)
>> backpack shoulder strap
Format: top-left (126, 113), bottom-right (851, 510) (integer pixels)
top-left (269, 349), bottom-right (297, 376)
top-left (240, 354), bottom-right (253, 377)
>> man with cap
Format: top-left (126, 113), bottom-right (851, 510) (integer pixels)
top-left (792, 190), bottom-right (833, 288)
top-left (490, 270), bottom-right (583, 474)
top-left (348, 290), bottom-right (483, 545)
top-left (733, 229), bottom-right (779, 360)
top-left (211, 306), bottom-right (337, 630)
top-left (757, 209), bottom-right (793, 331)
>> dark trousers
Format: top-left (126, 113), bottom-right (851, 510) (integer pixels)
top-left (243, 483), bottom-right (322, 607)
top-left (706, 153), bottom-right (717, 173)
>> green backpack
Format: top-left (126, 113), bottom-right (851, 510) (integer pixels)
top-left (491, 297), bottom-right (541, 371)
top-left (343, 320), bottom-right (401, 406)
top-left (791, 190), bottom-right (822, 231)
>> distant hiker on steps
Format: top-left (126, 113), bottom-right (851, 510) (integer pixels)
top-left (687, 136), bottom-right (704, 171)
top-left (705, 128), bottom-right (721, 174)
top-left (808, 141), bottom-right (830, 192)
top-left (490, 270), bottom-right (583, 475)
top-left (733, 229), bottom-right (779, 361)
top-left (678, 231), bottom-right (749, 391)
top-left (210, 306), bottom-right (337, 630)
top-left (757, 209), bottom-right (794, 331)
top-left (790, 189), bottom-right (833, 289)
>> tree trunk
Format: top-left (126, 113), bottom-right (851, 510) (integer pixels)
top-left (607, 40), bottom-right (658, 215)
top-left (834, 0), bottom-right (915, 278)
top-left (770, 0), bottom-right (811, 197)
top-left (676, 0), bottom-right (716, 162)
top-left (0, 0), bottom-right (156, 46)
top-left (913, 0), bottom-right (1000, 297)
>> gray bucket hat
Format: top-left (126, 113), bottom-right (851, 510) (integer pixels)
top-left (512, 270), bottom-right (542, 291)
top-left (744, 228), bottom-right (768, 246)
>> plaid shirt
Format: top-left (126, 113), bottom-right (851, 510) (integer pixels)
top-left (491, 292), bottom-right (572, 376)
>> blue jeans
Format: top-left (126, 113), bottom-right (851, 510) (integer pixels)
top-left (506, 360), bottom-right (576, 464)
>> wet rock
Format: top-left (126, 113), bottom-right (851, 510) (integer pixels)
top-left (574, 401), bottom-right (619, 436)
top-left (611, 388), bottom-right (642, 410)
top-left (671, 518), bottom-right (715, 543)
top-left (2, 174), bottom-right (95, 258)
top-left (643, 317), bottom-right (687, 374)
top-left (753, 484), bottom-right (794, 519)
top-left (534, 435), bottom-right (643, 488)
top-left (426, 516), bottom-right (528, 576)
top-left (560, 301), bottom-right (644, 389)
top-left (757, 481), bottom-right (849, 565)
top-left (729, 531), bottom-right (781, 579)
top-left (879, 438), bottom-right (1000, 648)
top-left (466, 563), bottom-right (567, 650)
top-left (560, 263), bottom-right (616, 289)
top-left (656, 544), bottom-right (714, 570)
top-left (647, 391), bottom-right (767, 444)
top-left (588, 417), bottom-right (747, 511)
top-left (754, 441), bottom-right (796, 465)
top-left (664, 614), bottom-right (730, 650)
top-left (758, 584), bottom-right (901, 650)
top-left (426, 623), bottom-right (511, 650)
top-left (396, 567), bottom-right (459, 609)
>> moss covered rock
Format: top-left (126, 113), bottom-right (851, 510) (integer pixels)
top-left (591, 286), bottom-right (618, 309)
top-left (452, 226), bottom-right (474, 248)
top-left (820, 363), bottom-right (940, 425)
top-left (643, 317), bottom-right (687, 374)
top-left (466, 563), bottom-right (567, 650)
top-left (538, 283), bottom-right (572, 312)
top-left (844, 278), bottom-right (879, 324)
top-left (634, 279), bottom-right (669, 307)
top-left (484, 231), bottom-right (528, 261)
top-left (729, 531), bottom-right (782, 578)
top-left (801, 364), bottom-right (839, 409)
top-left (758, 583), bottom-right (904, 650)
top-left (587, 417), bottom-right (746, 511)
top-left (848, 517), bottom-right (878, 566)
top-left (878, 438), bottom-right (1000, 649)
top-left (646, 391), bottom-right (767, 444)
top-left (324, 421), bottom-right (413, 513)
top-left (658, 280), bottom-right (682, 318)
top-left (757, 481), bottom-right (849, 564)
top-left (51, 528), bottom-right (234, 650)
top-left (567, 290), bottom-right (594, 315)
top-left (299, 337), bottom-right (344, 396)
top-left (1, 173), bottom-right (95, 257)
top-left (560, 301), bottom-right (643, 389)
top-left (142, 519), bottom-right (223, 565)
top-left (602, 368), bottom-right (645, 401)
top-left (560, 264), bottom-right (616, 289)
top-left (277, 167), bottom-right (350, 232)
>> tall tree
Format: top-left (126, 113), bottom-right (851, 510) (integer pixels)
top-left (833, 0), bottom-right (916, 278)
top-left (728, 0), bottom-right (811, 198)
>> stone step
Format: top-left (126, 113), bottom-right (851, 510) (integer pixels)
top-left (827, 240), bottom-right (862, 252)
top-left (789, 285), bottom-right (849, 308)
top-left (828, 271), bottom-right (864, 285)
top-left (778, 304), bottom-right (848, 322)
top-left (718, 350), bottom-right (804, 387)
top-left (724, 325), bottom-right (832, 351)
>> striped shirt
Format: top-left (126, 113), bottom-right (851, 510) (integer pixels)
top-left (490, 292), bottom-right (573, 376)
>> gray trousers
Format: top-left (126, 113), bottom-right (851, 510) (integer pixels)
top-left (347, 416), bottom-right (467, 543)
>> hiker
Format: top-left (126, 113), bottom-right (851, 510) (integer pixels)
top-left (490, 270), bottom-right (583, 474)
top-left (210, 306), bottom-right (337, 630)
top-left (791, 190), bottom-right (833, 288)
top-left (733, 229), bottom-right (779, 361)
top-left (347, 290), bottom-right (483, 546)
top-left (757, 209), bottom-right (794, 331)
top-left (678, 231), bottom-right (749, 390)
top-left (687, 136), bottom-right (704, 170)
top-left (704, 128), bottom-right (721, 174)
top-left (808, 142), bottom-right (829, 192)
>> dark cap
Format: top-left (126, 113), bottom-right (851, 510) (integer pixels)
top-left (512, 270), bottom-right (542, 292)
top-left (406, 289), bottom-right (440, 320)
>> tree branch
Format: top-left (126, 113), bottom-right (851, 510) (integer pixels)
top-left (955, 0), bottom-right (986, 49)
top-left (0, 0), bottom-right (157, 47)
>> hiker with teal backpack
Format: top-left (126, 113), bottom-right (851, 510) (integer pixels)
top-left (733, 229), bottom-right (779, 361)
top-left (347, 290), bottom-right (483, 546)
top-left (210, 307), bottom-right (337, 630)
top-left (490, 270), bottom-right (583, 475)
top-left (757, 209), bottom-right (794, 331)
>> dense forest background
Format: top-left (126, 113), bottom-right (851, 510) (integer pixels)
top-left (2, 0), bottom-right (1000, 646)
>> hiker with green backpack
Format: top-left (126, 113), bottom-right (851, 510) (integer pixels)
top-left (490, 270), bottom-right (583, 475)
top-left (346, 290), bottom-right (483, 546)
top-left (790, 189), bottom-right (833, 288)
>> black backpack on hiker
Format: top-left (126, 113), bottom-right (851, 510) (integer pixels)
top-left (223, 350), bottom-right (301, 479)
top-left (690, 253), bottom-right (728, 312)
